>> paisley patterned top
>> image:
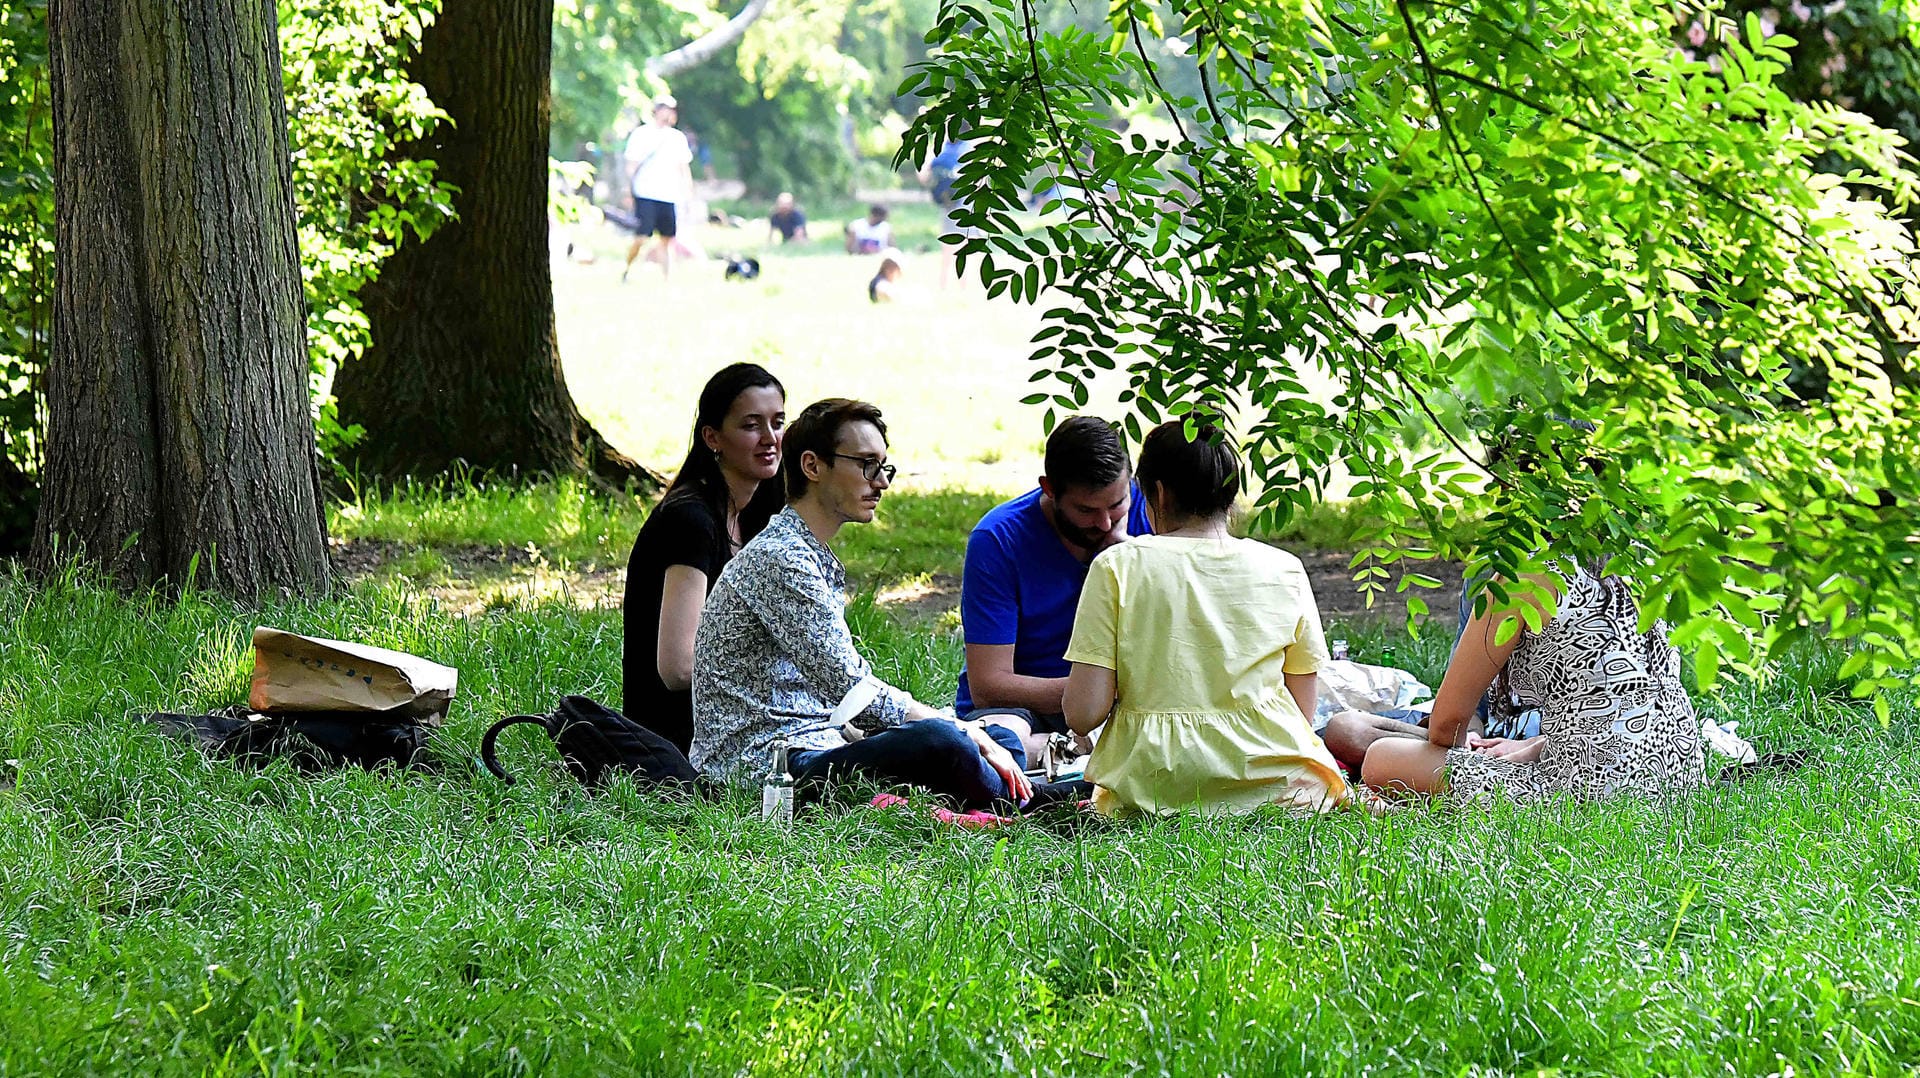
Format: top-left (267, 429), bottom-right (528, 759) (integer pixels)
top-left (690, 507), bottom-right (915, 782)
top-left (1447, 565), bottom-right (1706, 802)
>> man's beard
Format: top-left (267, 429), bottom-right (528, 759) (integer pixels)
top-left (1066, 524), bottom-right (1107, 548)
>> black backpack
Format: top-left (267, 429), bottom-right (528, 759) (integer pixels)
top-left (481, 695), bottom-right (699, 790)
top-left (146, 707), bottom-right (434, 772)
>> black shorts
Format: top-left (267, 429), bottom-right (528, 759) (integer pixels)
top-left (631, 197), bottom-right (677, 238)
top-left (959, 706), bottom-right (1069, 736)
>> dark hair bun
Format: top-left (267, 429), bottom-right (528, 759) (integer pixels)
top-left (1134, 420), bottom-right (1241, 520)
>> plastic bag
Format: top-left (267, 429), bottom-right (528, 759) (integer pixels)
top-left (1313, 659), bottom-right (1431, 721)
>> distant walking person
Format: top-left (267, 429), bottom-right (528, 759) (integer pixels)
top-left (622, 96), bottom-right (693, 282)
top-left (924, 138), bottom-right (972, 287)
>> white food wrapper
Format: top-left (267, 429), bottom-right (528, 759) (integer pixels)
top-left (832, 675), bottom-right (886, 742)
top-left (1313, 659), bottom-right (1432, 721)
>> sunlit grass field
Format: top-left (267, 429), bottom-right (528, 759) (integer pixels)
top-left (554, 203), bottom-right (1133, 492)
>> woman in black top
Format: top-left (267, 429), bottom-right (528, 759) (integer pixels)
top-left (623, 363), bottom-right (786, 752)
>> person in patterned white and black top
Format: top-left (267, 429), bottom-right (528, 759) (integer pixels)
top-left (1358, 562), bottom-right (1706, 802)
top-left (691, 398), bottom-right (1040, 811)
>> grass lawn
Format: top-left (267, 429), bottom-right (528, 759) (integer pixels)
top-left (5, 225), bottom-right (1914, 1074)
top-left (6, 473), bottom-right (1920, 1074)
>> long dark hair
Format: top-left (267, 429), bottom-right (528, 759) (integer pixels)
top-left (660, 363), bottom-right (787, 545)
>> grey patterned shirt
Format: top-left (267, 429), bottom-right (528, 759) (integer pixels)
top-left (690, 507), bottom-right (915, 781)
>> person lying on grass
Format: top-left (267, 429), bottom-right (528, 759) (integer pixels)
top-left (1060, 420), bottom-right (1350, 815)
top-left (690, 398), bottom-right (1037, 812)
top-left (622, 363), bottom-right (786, 757)
top-left (954, 415), bottom-right (1152, 765)
top-left (1357, 563), bottom-right (1707, 802)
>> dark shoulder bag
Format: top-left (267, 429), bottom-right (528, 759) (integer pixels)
top-left (481, 695), bottom-right (698, 790)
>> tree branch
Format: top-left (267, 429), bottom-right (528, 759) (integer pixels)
top-left (646, 0), bottom-right (771, 80)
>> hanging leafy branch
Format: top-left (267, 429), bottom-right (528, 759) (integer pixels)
top-left (0, 0), bottom-right (51, 548)
top-left (281, 0), bottom-right (455, 470)
top-left (899, 0), bottom-right (1920, 709)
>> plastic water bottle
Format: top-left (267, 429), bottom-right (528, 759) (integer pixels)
top-left (762, 740), bottom-right (795, 826)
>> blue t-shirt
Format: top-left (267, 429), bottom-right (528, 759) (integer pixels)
top-left (954, 486), bottom-right (1153, 713)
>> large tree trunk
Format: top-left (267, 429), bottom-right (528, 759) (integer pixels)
top-left (335, 0), bottom-right (654, 490)
top-left (32, 0), bottom-right (329, 600)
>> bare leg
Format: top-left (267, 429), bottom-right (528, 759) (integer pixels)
top-left (1322, 710), bottom-right (1423, 773)
top-left (621, 235), bottom-right (644, 282)
top-left (656, 235), bottom-right (673, 280)
top-left (1361, 737), bottom-right (1451, 798)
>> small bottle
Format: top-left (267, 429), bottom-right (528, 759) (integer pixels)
top-left (762, 739), bottom-right (795, 826)
top-left (1330, 639), bottom-right (1350, 662)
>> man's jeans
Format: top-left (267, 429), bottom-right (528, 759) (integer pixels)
top-left (789, 718), bottom-right (1026, 812)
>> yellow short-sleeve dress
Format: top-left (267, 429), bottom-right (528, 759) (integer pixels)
top-left (1063, 535), bottom-right (1345, 816)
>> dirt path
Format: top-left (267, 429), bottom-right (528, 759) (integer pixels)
top-left (332, 539), bottom-right (1462, 624)
top-left (1295, 550), bottom-right (1466, 621)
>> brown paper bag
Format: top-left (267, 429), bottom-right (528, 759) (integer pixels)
top-left (247, 626), bottom-right (458, 725)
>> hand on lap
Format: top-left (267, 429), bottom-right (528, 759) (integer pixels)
top-left (1466, 734), bottom-right (1546, 762)
top-left (962, 722), bottom-right (1032, 803)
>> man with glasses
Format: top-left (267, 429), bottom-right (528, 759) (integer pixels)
top-left (692, 398), bottom-right (1040, 812)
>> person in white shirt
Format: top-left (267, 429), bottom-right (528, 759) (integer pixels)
top-left (867, 249), bottom-right (904, 303)
top-left (843, 204), bottom-right (892, 255)
top-left (622, 96), bottom-right (694, 282)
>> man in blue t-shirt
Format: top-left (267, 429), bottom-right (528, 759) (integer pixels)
top-left (956, 416), bottom-right (1152, 759)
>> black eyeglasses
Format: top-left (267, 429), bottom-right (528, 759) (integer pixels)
top-left (831, 454), bottom-right (897, 482)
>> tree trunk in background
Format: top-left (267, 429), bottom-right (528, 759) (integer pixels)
top-left (335, 0), bottom-right (654, 490)
top-left (32, 0), bottom-right (330, 600)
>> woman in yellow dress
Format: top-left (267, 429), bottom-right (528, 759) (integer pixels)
top-left (1061, 420), bottom-right (1346, 815)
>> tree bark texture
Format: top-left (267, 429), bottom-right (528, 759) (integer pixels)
top-left (335, 0), bottom-right (609, 484)
top-left (33, 0), bottom-right (330, 599)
